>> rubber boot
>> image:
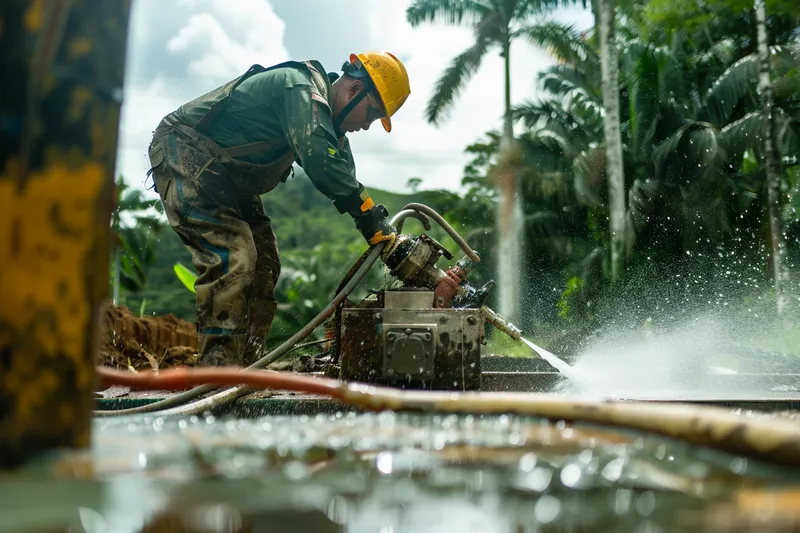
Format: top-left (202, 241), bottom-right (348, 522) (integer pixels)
top-left (243, 334), bottom-right (268, 368)
top-left (196, 333), bottom-right (247, 367)
top-left (242, 298), bottom-right (277, 367)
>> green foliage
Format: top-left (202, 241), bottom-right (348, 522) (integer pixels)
top-left (173, 263), bottom-right (197, 294)
top-left (557, 276), bottom-right (586, 320)
top-left (111, 176), bottom-right (165, 295)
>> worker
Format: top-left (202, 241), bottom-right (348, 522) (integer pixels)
top-left (145, 51), bottom-right (411, 367)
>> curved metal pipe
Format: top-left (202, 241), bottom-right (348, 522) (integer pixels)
top-left (395, 210), bottom-right (431, 234)
top-left (399, 203), bottom-right (480, 263)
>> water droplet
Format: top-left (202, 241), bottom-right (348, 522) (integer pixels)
top-left (534, 494), bottom-right (561, 524)
top-left (377, 452), bottom-right (393, 474)
top-left (519, 453), bottom-right (537, 472)
top-left (730, 457), bottom-right (748, 474)
top-left (560, 463), bottom-right (582, 488)
top-left (612, 488), bottom-right (633, 515)
top-left (602, 457), bottom-right (626, 482)
top-left (284, 460), bottom-right (308, 481)
top-left (636, 491), bottom-right (657, 516)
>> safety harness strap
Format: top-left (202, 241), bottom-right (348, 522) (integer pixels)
top-left (223, 139), bottom-right (288, 158)
top-left (194, 61), bottom-right (302, 134)
top-left (195, 60), bottom-right (332, 161)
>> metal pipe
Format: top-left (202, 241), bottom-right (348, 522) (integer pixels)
top-left (395, 210), bottom-right (431, 234)
top-left (480, 305), bottom-right (523, 341)
top-left (400, 203), bottom-right (481, 263)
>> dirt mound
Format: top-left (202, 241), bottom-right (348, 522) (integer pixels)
top-left (100, 303), bottom-right (198, 371)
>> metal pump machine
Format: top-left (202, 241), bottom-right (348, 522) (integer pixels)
top-left (326, 230), bottom-right (522, 392)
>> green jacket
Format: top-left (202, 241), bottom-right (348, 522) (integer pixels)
top-left (167, 60), bottom-right (370, 217)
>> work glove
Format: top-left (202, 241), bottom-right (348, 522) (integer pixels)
top-left (354, 204), bottom-right (397, 251)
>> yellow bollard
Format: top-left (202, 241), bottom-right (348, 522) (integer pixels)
top-left (0, 0), bottom-right (131, 468)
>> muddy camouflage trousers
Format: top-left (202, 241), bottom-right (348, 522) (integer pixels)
top-left (148, 128), bottom-right (281, 367)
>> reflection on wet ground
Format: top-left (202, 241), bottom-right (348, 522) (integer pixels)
top-left (2, 412), bottom-right (799, 532)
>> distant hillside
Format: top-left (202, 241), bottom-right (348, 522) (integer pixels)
top-left (262, 170), bottom-right (468, 251)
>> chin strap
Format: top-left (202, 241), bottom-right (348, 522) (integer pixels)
top-left (332, 61), bottom-right (375, 137)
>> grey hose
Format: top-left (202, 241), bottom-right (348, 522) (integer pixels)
top-left (153, 245), bottom-right (387, 417)
top-left (94, 208), bottom-right (421, 417)
top-left (399, 203), bottom-right (480, 263)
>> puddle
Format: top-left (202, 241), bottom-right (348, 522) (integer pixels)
top-left (2, 412), bottom-right (799, 532)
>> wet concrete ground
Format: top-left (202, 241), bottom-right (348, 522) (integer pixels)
top-left (2, 412), bottom-right (800, 532)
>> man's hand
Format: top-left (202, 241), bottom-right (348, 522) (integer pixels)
top-left (355, 204), bottom-right (397, 250)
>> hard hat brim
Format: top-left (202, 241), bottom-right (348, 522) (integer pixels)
top-left (351, 52), bottom-right (403, 134)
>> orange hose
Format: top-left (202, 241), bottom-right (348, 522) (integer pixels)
top-left (96, 366), bottom-right (345, 400)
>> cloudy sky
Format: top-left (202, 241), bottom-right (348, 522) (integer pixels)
top-left (116, 0), bottom-right (593, 200)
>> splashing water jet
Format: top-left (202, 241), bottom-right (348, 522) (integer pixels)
top-left (519, 337), bottom-right (602, 395)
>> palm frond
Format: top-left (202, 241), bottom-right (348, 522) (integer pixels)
top-left (426, 37), bottom-right (492, 125)
top-left (619, 41), bottom-right (649, 76)
top-left (573, 147), bottom-right (605, 207)
top-left (515, 21), bottom-right (599, 75)
top-left (628, 178), bottom-right (661, 231)
top-left (514, 0), bottom-right (591, 18)
top-left (704, 54), bottom-right (758, 125)
top-left (718, 111), bottom-right (763, 156)
top-left (519, 132), bottom-right (572, 171)
top-left (719, 108), bottom-right (796, 158)
top-left (538, 64), bottom-right (600, 102)
top-left (406, 0), bottom-right (492, 26)
top-left (524, 210), bottom-right (562, 239)
top-left (690, 38), bottom-right (736, 72)
top-left (512, 99), bottom-right (594, 150)
top-left (628, 46), bottom-right (661, 160)
top-left (652, 121), bottom-right (720, 177)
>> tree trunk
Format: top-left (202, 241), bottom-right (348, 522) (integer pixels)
top-left (755, 0), bottom-right (789, 315)
top-left (0, 0), bottom-right (130, 468)
top-left (598, 0), bottom-right (626, 282)
top-left (496, 36), bottom-right (523, 322)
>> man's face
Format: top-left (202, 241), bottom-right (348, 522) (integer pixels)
top-left (335, 80), bottom-right (385, 134)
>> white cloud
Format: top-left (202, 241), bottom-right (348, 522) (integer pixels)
top-left (115, 0), bottom-right (289, 197)
top-left (116, 75), bottom-right (186, 189)
top-left (167, 0), bottom-right (288, 79)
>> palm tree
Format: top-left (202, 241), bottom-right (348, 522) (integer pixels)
top-left (596, 0), bottom-right (626, 282)
top-left (755, 0), bottom-right (789, 314)
top-left (513, 12), bottom-right (800, 292)
top-left (406, 0), bottom-right (588, 321)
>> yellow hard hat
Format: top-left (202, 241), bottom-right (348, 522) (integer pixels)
top-left (349, 51), bottom-right (410, 133)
